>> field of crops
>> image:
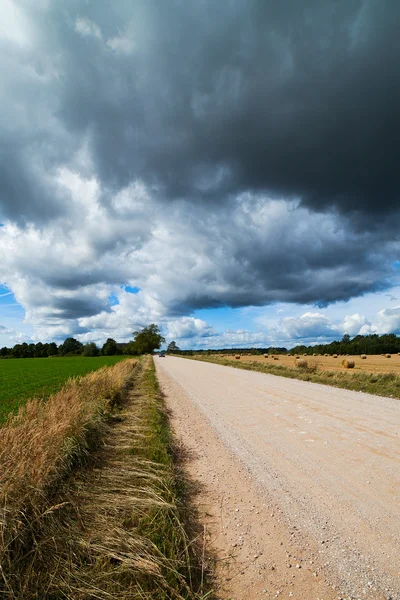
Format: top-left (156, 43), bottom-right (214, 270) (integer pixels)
top-left (0, 356), bottom-right (128, 423)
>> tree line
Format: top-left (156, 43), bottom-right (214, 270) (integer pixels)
top-left (165, 333), bottom-right (400, 356)
top-left (0, 325), bottom-right (165, 359)
top-left (290, 333), bottom-right (400, 356)
top-left (3, 330), bottom-right (399, 359)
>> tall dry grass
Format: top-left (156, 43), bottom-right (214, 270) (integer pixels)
top-left (0, 359), bottom-right (137, 597)
top-left (0, 357), bottom-right (209, 599)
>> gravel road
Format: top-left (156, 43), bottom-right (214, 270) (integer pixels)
top-left (155, 356), bottom-right (400, 599)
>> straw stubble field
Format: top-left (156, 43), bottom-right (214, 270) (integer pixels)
top-left (211, 353), bottom-right (400, 375)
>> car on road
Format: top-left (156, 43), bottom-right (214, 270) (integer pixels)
top-left (159, 352), bottom-right (165, 357)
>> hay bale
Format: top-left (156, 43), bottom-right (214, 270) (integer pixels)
top-left (333, 354), bottom-right (338, 358)
top-left (264, 354), bottom-right (269, 358)
top-left (273, 356), bottom-right (279, 360)
top-left (324, 353), bottom-right (329, 357)
top-left (303, 353), bottom-right (308, 356)
top-left (313, 353), bottom-right (317, 356)
top-left (385, 353), bottom-right (392, 358)
top-left (342, 359), bottom-right (355, 369)
top-left (295, 359), bottom-right (308, 369)
top-left (360, 354), bottom-right (367, 359)
top-left (295, 355), bottom-right (301, 359)
top-left (235, 355), bottom-right (241, 359)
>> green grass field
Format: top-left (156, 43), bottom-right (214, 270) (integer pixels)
top-left (0, 356), bottom-right (128, 423)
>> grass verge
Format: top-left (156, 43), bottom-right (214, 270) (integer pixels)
top-left (0, 356), bottom-right (210, 599)
top-left (189, 355), bottom-right (400, 399)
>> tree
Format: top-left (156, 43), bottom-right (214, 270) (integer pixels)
top-left (83, 342), bottom-right (99, 357)
top-left (167, 341), bottom-right (180, 354)
top-left (102, 338), bottom-right (118, 356)
top-left (59, 337), bottom-right (83, 356)
top-left (131, 324), bottom-right (165, 355)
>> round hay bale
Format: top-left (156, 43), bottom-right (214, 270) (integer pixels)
top-left (342, 359), bottom-right (355, 369)
top-left (333, 354), bottom-right (338, 358)
top-left (313, 353), bottom-right (317, 356)
top-left (295, 355), bottom-right (301, 359)
top-left (235, 355), bottom-right (241, 359)
top-left (360, 354), bottom-right (367, 359)
top-left (303, 353), bottom-right (308, 356)
top-left (264, 354), bottom-right (269, 358)
top-left (324, 353), bottom-right (329, 357)
top-left (385, 353), bottom-right (392, 358)
top-left (295, 358), bottom-right (308, 369)
top-left (273, 356), bottom-right (279, 360)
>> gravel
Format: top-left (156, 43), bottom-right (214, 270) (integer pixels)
top-left (156, 356), bottom-right (400, 600)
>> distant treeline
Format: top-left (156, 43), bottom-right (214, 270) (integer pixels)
top-left (171, 333), bottom-right (400, 356)
top-left (170, 346), bottom-right (288, 356)
top-left (0, 324), bottom-right (165, 359)
top-left (3, 332), bottom-right (400, 359)
top-left (0, 337), bottom-right (129, 359)
top-left (289, 333), bottom-right (400, 356)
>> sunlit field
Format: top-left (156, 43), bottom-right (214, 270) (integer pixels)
top-left (0, 356), bottom-right (127, 423)
top-left (221, 353), bottom-right (400, 374)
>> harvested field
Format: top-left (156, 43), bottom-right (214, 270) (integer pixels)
top-left (197, 353), bottom-right (400, 375)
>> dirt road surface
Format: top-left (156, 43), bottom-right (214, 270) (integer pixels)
top-left (155, 356), bottom-right (400, 600)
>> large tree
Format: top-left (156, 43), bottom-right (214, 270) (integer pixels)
top-left (59, 337), bottom-right (83, 356)
top-left (102, 338), bottom-right (118, 356)
top-left (167, 341), bottom-right (180, 354)
top-left (131, 324), bottom-right (165, 355)
top-left (83, 342), bottom-right (99, 357)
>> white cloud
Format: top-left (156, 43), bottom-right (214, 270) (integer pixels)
top-left (166, 317), bottom-right (215, 340)
top-left (339, 313), bottom-right (370, 336)
top-left (373, 306), bottom-right (400, 334)
top-left (106, 27), bottom-right (135, 54)
top-left (0, 0), bottom-right (33, 46)
top-left (75, 17), bottom-right (102, 39)
top-left (279, 312), bottom-right (339, 341)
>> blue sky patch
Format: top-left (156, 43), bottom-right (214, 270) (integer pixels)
top-left (122, 285), bottom-right (140, 294)
top-left (108, 292), bottom-right (120, 306)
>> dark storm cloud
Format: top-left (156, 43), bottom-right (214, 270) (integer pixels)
top-left (2, 0), bottom-right (399, 224)
top-left (125, 198), bottom-right (397, 316)
top-left (44, 0), bottom-right (400, 218)
top-left (2, 0), bottom-right (399, 221)
top-left (1, 0), bottom-right (400, 336)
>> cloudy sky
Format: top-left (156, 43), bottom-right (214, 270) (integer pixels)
top-left (1, 0), bottom-right (399, 350)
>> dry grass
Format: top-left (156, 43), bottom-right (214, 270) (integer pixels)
top-left (0, 359), bottom-right (136, 598)
top-left (0, 358), bottom-right (208, 599)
